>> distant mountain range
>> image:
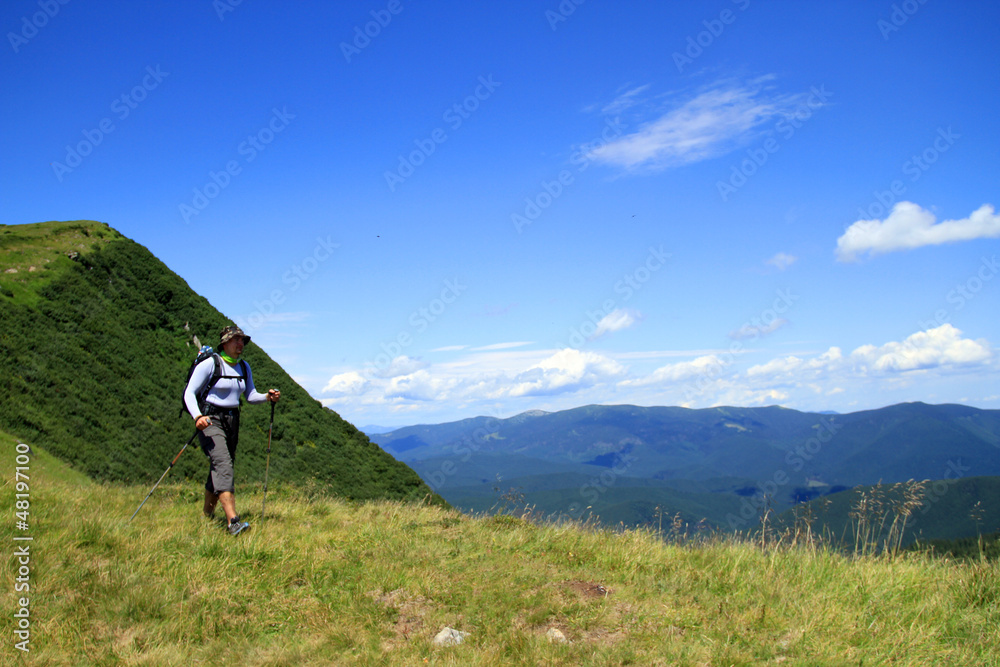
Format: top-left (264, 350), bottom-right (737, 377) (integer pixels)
top-left (370, 402), bottom-right (1000, 538)
top-left (360, 424), bottom-right (399, 435)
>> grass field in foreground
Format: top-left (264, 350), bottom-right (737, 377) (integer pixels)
top-left (2, 435), bottom-right (999, 666)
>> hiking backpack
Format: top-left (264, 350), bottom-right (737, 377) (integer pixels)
top-left (179, 345), bottom-right (249, 417)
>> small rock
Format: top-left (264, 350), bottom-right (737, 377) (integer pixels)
top-left (4, 268), bottom-right (17, 274)
top-left (28, 266), bottom-right (36, 272)
top-left (546, 628), bottom-right (568, 644)
top-left (432, 627), bottom-right (468, 647)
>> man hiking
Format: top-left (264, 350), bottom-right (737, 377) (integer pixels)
top-left (183, 325), bottom-right (280, 535)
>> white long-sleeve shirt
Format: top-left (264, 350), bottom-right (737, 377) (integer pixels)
top-left (183, 355), bottom-right (268, 419)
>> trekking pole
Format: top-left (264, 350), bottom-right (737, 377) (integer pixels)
top-left (128, 430), bottom-right (199, 523)
top-left (260, 400), bottom-right (275, 522)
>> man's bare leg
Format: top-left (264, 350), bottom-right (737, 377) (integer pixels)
top-left (218, 491), bottom-right (238, 523)
top-left (204, 489), bottom-right (219, 518)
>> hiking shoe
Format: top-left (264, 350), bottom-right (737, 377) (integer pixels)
top-left (228, 516), bottom-right (250, 536)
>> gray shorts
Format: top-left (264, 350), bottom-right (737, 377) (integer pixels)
top-left (198, 410), bottom-right (240, 495)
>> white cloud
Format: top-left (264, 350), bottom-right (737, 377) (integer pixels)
top-left (323, 348), bottom-right (625, 408)
top-left (385, 370), bottom-right (457, 401)
top-left (587, 77), bottom-right (818, 171)
top-left (365, 355), bottom-right (427, 379)
top-left (600, 84), bottom-right (651, 116)
top-left (623, 354), bottom-right (727, 387)
top-left (322, 371), bottom-right (368, 395)
top-left (743, 326), bottom-right (991, 385)
top-left (506, 349), bottom-right (626, 397)
top-left (850, 324), bottom-right (991, 372)
top-left (729, 318), bottom-right (788, 340)
top-left (836, 202), bottom-right (1000, 261)
top-left (319, 326), bottom-right (993, 425)
top-left (765, 252), bottom-right (797, 271)
top-left (746, 347), bottom-right (842, 380)
top-left (471, 341), bottom-right (534, 351)
top-left (591, 308), bottom-right (641, 339)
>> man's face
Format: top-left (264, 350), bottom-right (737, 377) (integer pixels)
top-left (223, 336), bottom-right (245, 357)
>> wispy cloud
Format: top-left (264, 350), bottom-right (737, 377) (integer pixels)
top-left (471, 341), bottom-right (534, 351)
top-left (728, 318), bottom-right (788, 340)
top-left (591, 308), bottom-right (641, 340)
top-left (587, 77), bottom-right (818, 172)
top-left (836, 202), bottom-right (1000, 262)
top-left (599, 84), bottom-right (651, 116)
top-left (431, 345), bottom-right (468, 352)
top-left (765, 252), bottom-right (797, 271)
top-left (365, 355), bottom-right (427, 379)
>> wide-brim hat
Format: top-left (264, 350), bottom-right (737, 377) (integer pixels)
top-left (219, 325), bottom-right (251, 346)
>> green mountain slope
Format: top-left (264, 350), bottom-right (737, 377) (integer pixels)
top-left (0, 220), bottom-right (439, 503)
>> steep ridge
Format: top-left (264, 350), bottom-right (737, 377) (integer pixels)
top-left (0, 220), bottom-right (439, 503)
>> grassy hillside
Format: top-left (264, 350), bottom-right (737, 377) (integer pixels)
top-left (3, 434), bottom-right (999, 665)
top-left (0, 220), bottom-right (438, 504)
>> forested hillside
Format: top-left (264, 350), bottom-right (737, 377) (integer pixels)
top-left (0, 220), bottom-right (440, 504)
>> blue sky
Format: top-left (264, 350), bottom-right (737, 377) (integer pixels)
top-left (3, 0), bottom-right (998, 427)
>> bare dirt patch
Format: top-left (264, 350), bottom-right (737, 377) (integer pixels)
top-left (566, 580), bottom-right (612, 599)
top-left (369, 588), bottom-right (435, 647)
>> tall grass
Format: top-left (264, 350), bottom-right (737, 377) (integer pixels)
top-left (3, 440), bottom-right (999, 666)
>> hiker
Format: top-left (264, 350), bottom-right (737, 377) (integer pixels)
top-left (183, 325), bottom-right (280, 535)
